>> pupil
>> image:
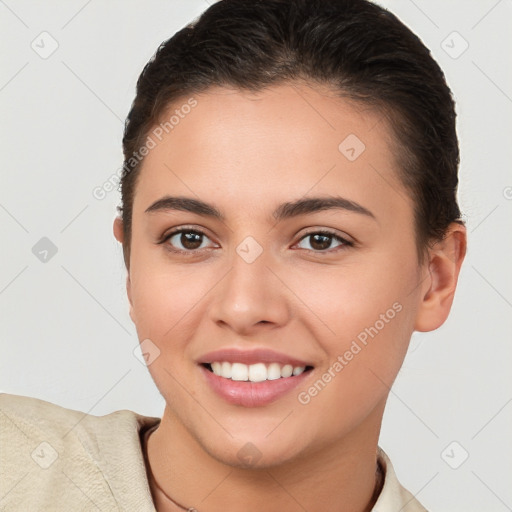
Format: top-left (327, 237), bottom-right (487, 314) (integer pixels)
top-left (311, 234), bottom-right (331, 251)
top-left (178, 233), bottom-right (333, 251)
top-left (182, 232), bottom-right (202, 250)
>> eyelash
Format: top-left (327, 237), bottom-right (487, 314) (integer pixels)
top-left (158, 226), bottom-right (354, 257)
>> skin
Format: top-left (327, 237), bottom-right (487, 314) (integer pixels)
top-left (113, 83), bottom-right (466, 512)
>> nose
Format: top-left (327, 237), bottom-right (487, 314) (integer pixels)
top-left (209, 243), bottom-right (291, 336)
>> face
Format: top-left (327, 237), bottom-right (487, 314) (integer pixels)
top-left (119, 83), bottom-right (433, 468)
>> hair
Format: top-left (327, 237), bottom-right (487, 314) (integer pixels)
top-left (118, 0), bottom-right (463, 268)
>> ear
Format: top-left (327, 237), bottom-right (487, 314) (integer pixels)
top-left (414, 223), bottom-right (467, 332)
top-left (113, 216), bottom-right (124, 244)
top-left (113, 217), bottom-right (135, 323)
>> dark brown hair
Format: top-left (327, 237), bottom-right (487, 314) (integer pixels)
top-left (118, 0), bottom-right (462, 268)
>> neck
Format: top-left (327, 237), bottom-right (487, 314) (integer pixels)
top-left (144, 403), bottom-right (385, 512)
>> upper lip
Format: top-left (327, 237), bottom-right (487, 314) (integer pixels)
top-left (197, 348), bottom-right (313, 367)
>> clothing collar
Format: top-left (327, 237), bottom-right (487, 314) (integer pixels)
top-left (84, 411), bottom-right (425, 511)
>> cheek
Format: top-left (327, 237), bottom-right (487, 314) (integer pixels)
top-left (290, 251), bottom-right (418, 347)
top-left (128, 264), bottom-right (208, 403)
top-left (128, 230), bottom-right (211, 328)
top-left (290, 252), bottom-right (418, 406)
top-left (129, 265), bottom-right (207, 341)
top-left (292, 282), bottom-right (415, 446)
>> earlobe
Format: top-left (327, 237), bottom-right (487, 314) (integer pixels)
top-left (126, 274), bottom-right (136, 324)
top-left (113, 216), bottom-right (124, 243)
top-left (113, 217), bottom-right (135, 321)
top-left (414, 223), bottom-right (467, 332)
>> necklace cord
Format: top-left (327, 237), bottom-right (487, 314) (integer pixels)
top-left (142, 424), bottom-right (384, 512)
top-left (143, 424), bottom-right (195, 511)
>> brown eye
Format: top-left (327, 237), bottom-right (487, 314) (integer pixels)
top-left (296, 231), bottom-right (352, 252)
top-left (163, 229), bottom-right (213, 253)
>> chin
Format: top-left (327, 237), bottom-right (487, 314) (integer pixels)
top-left (204, 438), bottom-right (304, 470)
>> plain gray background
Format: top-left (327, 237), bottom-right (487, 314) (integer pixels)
top-left (1, 1), bottom-right (511, 510)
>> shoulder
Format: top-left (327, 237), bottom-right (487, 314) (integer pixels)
top-left (0, 392), bottom-right (160, 511)
top-left (1, 391), bottom-right (110, 435)
top-left (374, 447), bottom-right (429, 512)
top-left (0, 391), bottom-right (158, 443)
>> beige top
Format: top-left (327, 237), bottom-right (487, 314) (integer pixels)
top-left (0, 393), bottom-right (427, 511)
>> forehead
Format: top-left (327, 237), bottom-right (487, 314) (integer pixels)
top-left (133, 83), bottom-right (413, 225)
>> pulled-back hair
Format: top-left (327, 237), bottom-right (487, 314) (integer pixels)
top-left (119, 0), bottom-right (462, 267)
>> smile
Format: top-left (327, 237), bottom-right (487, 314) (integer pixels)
top-left (204, 361), bottom-right (311, 382)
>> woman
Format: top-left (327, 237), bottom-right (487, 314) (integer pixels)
top-left (0, 0), bottom-right (466, 510)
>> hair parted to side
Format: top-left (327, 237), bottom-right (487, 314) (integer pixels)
top-left (118, 0), bottom-right (463, 269)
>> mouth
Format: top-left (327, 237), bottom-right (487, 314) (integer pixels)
top-left (198, 353), bottom-right (315, 407)
top-left (197, 347), bottom-right (316, 407)
top-left (200, 361), bottom-right (314, 382)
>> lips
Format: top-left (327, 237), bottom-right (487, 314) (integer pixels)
top-left (197, 348), bottom-right (315, 407)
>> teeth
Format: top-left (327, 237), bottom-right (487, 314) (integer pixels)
top-left (211, 362), bottom-right (222, 375)
top-left (281, 364), bottom-right (293, 378)
top-left (231, 362), bottom-right (249, 381)
top-left (221, 361), bottom-right (232, 378)
top-left (208, 362), bottom-right (307, 381)
top-left (267, 362), bottom-right (281, 380)
top-left (292, 366), bottom-right (304, 376)
top-left (249, 363), bottom-right (267, 382)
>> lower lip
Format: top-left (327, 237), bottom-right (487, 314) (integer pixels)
top-left (199, 365), bottom-right (313, 407)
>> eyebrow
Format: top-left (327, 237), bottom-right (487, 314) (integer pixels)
top-left (145, 195), bottom-right (376, 222)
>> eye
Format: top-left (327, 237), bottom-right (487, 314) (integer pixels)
top-left (159, 227), bottom-right (216, 254)
top-left (295, 230), bottom-right (353, 252)
top-left (158, 227), bottom-right (353, 256)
